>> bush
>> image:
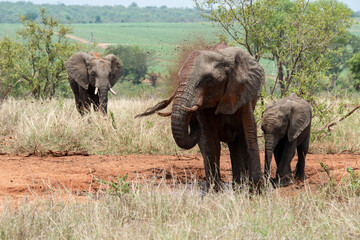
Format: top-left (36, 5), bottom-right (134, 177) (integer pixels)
top-left (105, 45), bottom-right (154, 84)
top-left (0, 8), bottom-right (84, 99)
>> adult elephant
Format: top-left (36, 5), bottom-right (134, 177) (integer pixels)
top-left (65, 52), bottom-right (122, 115)
top-left (261, 94), bottom-right (312, 187)
top-left (136, 43), bottom-right (265, 189)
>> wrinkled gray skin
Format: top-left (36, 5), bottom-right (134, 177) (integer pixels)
top-left (136, 44), bottom-right (265, 190)
top-left (261, 94), bottom-right (312, 187)
top-left (65, 52), bottom-right (122, 115)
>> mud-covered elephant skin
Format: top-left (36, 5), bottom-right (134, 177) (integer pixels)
top-left (65, 52), bottom-right (122, 115)
top-left (136, 43), bottom-right (265, 189)
top-left (261, 94), bottom-right (312, 187)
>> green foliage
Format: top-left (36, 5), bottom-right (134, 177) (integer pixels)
top-left (319, 162), bottom-right (360, 198)
top-left (0, 2), bottom-right (204, 24)
top-left (196, 0), bottom-right (353, 136)
top-left (347, 52), bottom-right (360, 90)
top-left (105, 45), bottom-right (154, 84)
top-left (95, 15), bottom-right (101, 23)
top-left (0, 8), bottom-right (83, 99)
top-left (97, 174), bottom-right (130, 197)
top-left (325, 33), bottom-right (360, 90)
top-left (197, 0), bottom-right (353, 96)
top-left (24, 11), bottom-right (38, 21)
top-left (110, 110), bottom-right (117, 129)
top-left (346, 167), bottom-right (360, 195)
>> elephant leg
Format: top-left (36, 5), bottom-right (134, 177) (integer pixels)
top-left (295, 134), bottom-right (310, 181)
top-left (276, 140), bottom-right (296, 187)
top-left (228, 137), bottom-right (247, 185)
top-left (78, 86), bottom-right (91, 115)
top-left (274, 138), bottom-right (285, 167)
top-left (198, 116), bottom-right (221, 191)
top-left (69, 80), bottom-right (84, 115)
top-left (240, 103), bottom-right (262, 185)
top-left (199, 139), bottom-right (221, 191)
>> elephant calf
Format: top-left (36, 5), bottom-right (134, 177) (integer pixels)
top-left (65, 52), bottom-right (123, 115)
top-left (261, 94), bottom-right (312, 187)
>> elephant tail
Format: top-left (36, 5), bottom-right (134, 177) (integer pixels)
top-left (135, 91), bottom-right (176, 118)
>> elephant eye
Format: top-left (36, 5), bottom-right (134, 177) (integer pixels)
top-left (202, 75), bottom-right (214, 84)
top-left (91, 71), bottom-right (96, 76)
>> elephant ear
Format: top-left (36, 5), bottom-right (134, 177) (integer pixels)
top-left (287, 100), bottom-right (312, 142)
top-left (104, 54), bottom-right (123, 87)
top-left (65, 52), bottom-right (93, 90)
top-left (215, 47), bottom-right (265, 115)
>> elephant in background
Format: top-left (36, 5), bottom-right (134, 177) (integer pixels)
top-left (136, 43), bottom-right (265, 190)
top-left (65, 52), bottom-right (123, 115)
top-left (261, 94), bottom-right (312, 187)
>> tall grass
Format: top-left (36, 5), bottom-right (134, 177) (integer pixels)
top-left (0, 180), bottom-right (359, 239)
top-left (1, 96), bottom-right (360, 155)
top-left (0, 97), bottom-right (197, 155)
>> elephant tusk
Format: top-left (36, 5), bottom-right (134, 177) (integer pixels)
top-left (94, 87), bottom-right (99, 95)
top-left (156, 111), bottom-right (171, 117)
top-left (181, 105), bottom-right (199, 112)
top-left (109, 88), bottom-right (117, 95)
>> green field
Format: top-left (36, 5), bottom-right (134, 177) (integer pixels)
top-left (0, 19), bottom-right (358, 84)
top-left (0, 22), bottom-right (220, 73)
top-left (0, 23), bottom-right (21, 36)
top-left (349, 18), bottom-right (360, 36)
top-left (72, 22), bottom-right (221, 73)
top-left (1, 19), bottom-right (359, 76)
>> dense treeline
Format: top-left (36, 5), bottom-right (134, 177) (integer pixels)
top-left (353, 11), bottom-right (360, 18)
top-left (0, 2), bottom-right (205, 23)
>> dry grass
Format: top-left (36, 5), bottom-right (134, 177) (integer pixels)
top-left (0, 97), bottom-right (198, 155)
top-left (1, 97), bottom-right (360, 239)
top-left (0, 179), bottom-right (359, 239)
top-left (1, 96), bottom-right (360, 155)
top-left (309, 96), bottom-right (360, 154)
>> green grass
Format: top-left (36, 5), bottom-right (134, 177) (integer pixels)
top-left (71, 22), bottom-right (220, 73)
top-left (0, 23), bottom-right (21, 37)
top-left (72, 22), bottom-right (218, 56)
top-left (349, 18), bottom-right (360, 36)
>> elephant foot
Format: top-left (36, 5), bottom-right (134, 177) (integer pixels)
top-left (275, 175), bottom-right (294, 187)
top-left (294, 172), bottom-right (306, 181)
top-left (201, 180), bottom-right (224, 193)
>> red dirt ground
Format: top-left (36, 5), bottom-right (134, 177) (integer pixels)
top-left (0, 152), bottom-right (359, 204)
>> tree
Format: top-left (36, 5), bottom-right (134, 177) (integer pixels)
top-left (0, 8), bottom-right (82, 99)
top-left (195, 0), bottom-right (353, 98)
top-left (347, 53), bottom-right (360, 90)
top-left (95, 15), bottom-right (101, 23)
top-left (105, 45), bottom-right (154, 84)
top-left (24, 11), bottom-right (38, 21)
top-left (326, 33), bottom-right (360, 90)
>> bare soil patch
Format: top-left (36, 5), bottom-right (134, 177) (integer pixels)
top-left (0, 153), bottom-right (359, 202)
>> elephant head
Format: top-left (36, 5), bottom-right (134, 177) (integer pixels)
top-left (136, 44), bottom-right (265, 150)
top-left (65, 52), bottom-right (122, 114)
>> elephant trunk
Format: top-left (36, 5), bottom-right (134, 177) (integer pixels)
top-left (171, 89), bottom-right (200, 150)
top-left (99, 89), bottom-right (108, 114)
top-left (264, 134), bottom-right (276, 178)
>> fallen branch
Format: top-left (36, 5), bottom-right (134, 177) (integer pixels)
top-left (49, 150), bottom-right (90, 157)
top-left (322, 103), bottom-right (360, 132)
